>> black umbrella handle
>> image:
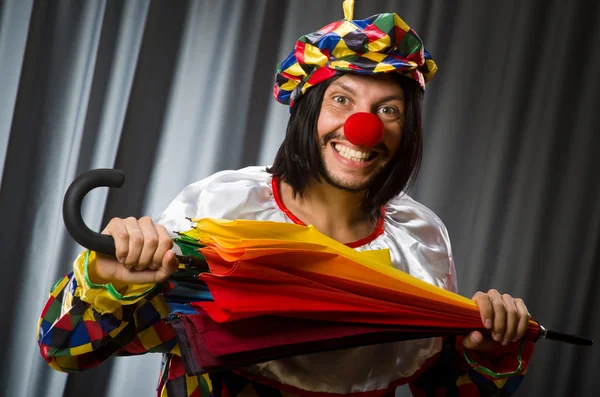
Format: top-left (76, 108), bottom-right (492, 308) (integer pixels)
top-left (62, 169), bottom-right (125, 256)
top-left (62, 168), bottom-right (209, 271)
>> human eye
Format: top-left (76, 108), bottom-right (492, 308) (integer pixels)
top-left (377, 106), bottom-right (400, 119)
top-left (332, 95), bottom-right (350, 105)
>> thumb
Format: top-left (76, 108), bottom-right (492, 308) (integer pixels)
top-left (155, 250), bottom-right (179, 283)
top-left (462, 330), bottom-right (484, 350)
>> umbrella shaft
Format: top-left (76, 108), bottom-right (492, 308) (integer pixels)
top-left (177, 254), bottom-right (209, 272)
top-left (538, 324), bottom-right (593, 346)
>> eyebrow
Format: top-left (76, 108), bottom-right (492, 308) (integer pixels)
top-left (378, 93), bottom-right (405, 103)
top-left (331, 81), bottom-right (358, 96)
top-left (330, 81), bottom-right (405, 103)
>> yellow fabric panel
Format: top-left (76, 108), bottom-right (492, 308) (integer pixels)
top-left (393, 14), bottom-right (410, 32)
top-left (456, 374), bottom-right (473, 386)
top-left (202, 374), bottom-right (212, 392)
top-left (171, 344), bottom-right (182, 357)
top-left (150, 295), bottom-right (173, 318)
top-left (493, 378), bottom-right (508, 388)
top-left (329, 60), bottom-right (353, 69)
top-left (73, 250), bottom-right (155, 314)
top-left (52, 356), bottom-right (82, 372)
top-left (362, 52), bottom-right (388, 63)
top-left (303, 43), bottom-right (328, 66)
top-left (367, 36), bottom-right (391, 53)
top-left (280, 79), bottom-right (299, 91)
top-left (160, 383), bottom-right (169, 397)
top-left (283, 62), bottom-right (307, 78)
top-left (424, 58), bottom-right (438, 78)
top-left (334, 20), bottom-right (358, 37)
top-left (300, 81), bottom-right (313, 94)
top-left (48, 359), bottom-right (64, 372)
top-left (108, 317), bottom-right (128, 338)
top-left (50, 277), bottom-right (69, 297)
top-left (138, 324), bottom-right (164, 350)
top-left (332, 39), bottom-right (355, 59)
top-left (186, 374), bottom-right (199, 396)
top-left (69, 342), bottom-right (93, 356)
top-left (373, 63), bottom-right (397, 73)
top-left (63, 291), bottom-right (74, 316)
top-left (342, 0), bottom-right (354, 20)
top-left (82, 309), bottom-right (96, 322)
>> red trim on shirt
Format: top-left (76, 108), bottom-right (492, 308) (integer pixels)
top-left (271, 176), bottom-right (306, 225)
top-left (271, 177), bottom-right (385, 248)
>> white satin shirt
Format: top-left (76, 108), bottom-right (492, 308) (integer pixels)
top-left (155, 166), bottom-right (457, 395)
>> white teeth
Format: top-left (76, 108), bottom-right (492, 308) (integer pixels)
top-left (333, 143), bottom-right (371, 162)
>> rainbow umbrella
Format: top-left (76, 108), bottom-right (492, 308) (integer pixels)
top-left (162, 219), bottom-right (534, 374)
top-left (62, 169), bottom-right (594, 375)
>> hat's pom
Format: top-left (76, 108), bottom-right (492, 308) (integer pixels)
top-left (343, 112), bottom-right (384, 148)
top-left (343, 0), bottom-right (354, 20)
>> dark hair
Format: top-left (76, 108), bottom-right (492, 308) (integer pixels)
top-left (268, 73), bottom-right (424, 215)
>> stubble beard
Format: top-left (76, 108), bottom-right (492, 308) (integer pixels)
top-left (318, 132), bottom-right (387, 193)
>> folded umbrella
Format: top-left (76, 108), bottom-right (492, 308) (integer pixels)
top-left (165, 308), bottom-right (479, 374)
top-left (62, 169), bottom-right (594, 376)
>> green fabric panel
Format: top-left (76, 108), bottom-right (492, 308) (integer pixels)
top-left (373, 14), bottom-right (395, 35)
top-left (399, 32), bottom-right (421, 56)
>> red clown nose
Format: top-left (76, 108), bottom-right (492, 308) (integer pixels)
top-left (343, 112), bottom-right (384, 148)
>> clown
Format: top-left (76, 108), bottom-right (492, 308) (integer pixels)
top-left (38, 2), bottom-right (534, 396)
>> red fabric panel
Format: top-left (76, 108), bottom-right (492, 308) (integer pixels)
top-left (196, 252), bottom-right (540, 342)
top-left (195, 258), bottom-right (484, 330)
top-left (177, 309), bottom-right (465, 372)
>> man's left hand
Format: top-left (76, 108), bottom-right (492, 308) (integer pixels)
top-left (463, 289), bottom-right (531, 351)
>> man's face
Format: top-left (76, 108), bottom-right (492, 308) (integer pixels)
top-left (316, 73), bottom-right (405, 192)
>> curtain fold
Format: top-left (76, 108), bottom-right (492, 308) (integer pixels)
top-left (0, 0), bottom-right (34, 182)
top-left (0, 1), bottom-right (597, 396)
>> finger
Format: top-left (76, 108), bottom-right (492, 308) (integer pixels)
top-left (123, 217), bottom-right (144, 269)
top-left (472, 291), bottom-right (494, 330)
top-left (462, 330), bottom-right (484, 350)
top-left (111, 250), bottom-right (176, 284)
top-left (501, 294), bottom-right (518, 345)
top-left (94, 252), bottom-right (119, 283)
top-left (514, 298), bottom-right (531, 342)
top-left (488, 289), bottom-right (506, 341)
top-left (462, 332), bottom-right (503, 352)
top-left (105, 218), bottom-right (129, 264)
top-left (152, 224), bottom-right (174, 270)
top-left (154, 250), bottom-right (179, 283)
top-left (136, 217), bottom-right (159, 270)
top-left (114, 265), bottom-right (165, 285)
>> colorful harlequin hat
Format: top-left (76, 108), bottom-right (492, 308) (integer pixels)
top-left (273, 0), bottom-right (438, 107)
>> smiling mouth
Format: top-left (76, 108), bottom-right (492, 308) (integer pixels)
top-left (333, 143), bottom-right (378, 162)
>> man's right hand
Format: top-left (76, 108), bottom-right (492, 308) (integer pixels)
top-left (91, 216), bottom-right (179, 286)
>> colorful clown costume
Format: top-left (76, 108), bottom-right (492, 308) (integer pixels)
top-left (38, 167), bottom-right (533, 397)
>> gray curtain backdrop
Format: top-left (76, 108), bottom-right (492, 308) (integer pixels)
top-left (0, 0), bottom-right (598, 396)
